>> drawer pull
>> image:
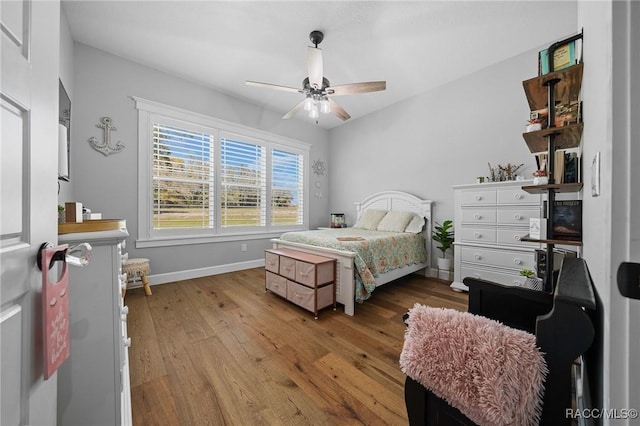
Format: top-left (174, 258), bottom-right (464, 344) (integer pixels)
top-left (474, 232), bottom-right (482, 239)
top-left (514, 214), bottom-right (522, 220)
top-left (474, 213), bottom-right (482, 220)
top-left (514, 193), bottom-right (523, 200)
top-left (514, 235), bottom-right (521, 241)
top-left (474, 254), bottom-right (481, 260)
top-left (475, 195), bottom-right (482, 201)
top-left (514, 258), bottom-right (523, 265)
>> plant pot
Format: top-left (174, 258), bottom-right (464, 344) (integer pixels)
top-left (437, 258), bottom-right (452, 271)
top-left (523, 277), bottom-right (543, 291)
top-left (526, 123), bottom-right (542, 132)
top-left (533, 176), bottom-right (549, 185)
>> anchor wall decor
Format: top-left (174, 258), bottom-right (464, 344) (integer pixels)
top-left (88, 117), bottom-right (124, 156)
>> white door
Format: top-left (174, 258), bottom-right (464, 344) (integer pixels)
top-left (1, 1), bottom-right (60, 425)
top-left (610, 0), bottom-right (639, 423)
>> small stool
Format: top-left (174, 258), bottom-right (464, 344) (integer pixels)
top-left (122, 258), bottom-right (152, 296)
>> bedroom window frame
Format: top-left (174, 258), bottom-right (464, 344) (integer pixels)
top-left (133, 97), bottom-right (309, 248)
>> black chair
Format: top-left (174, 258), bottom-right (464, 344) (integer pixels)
top-left (404, 257), bottom-right (597, 426)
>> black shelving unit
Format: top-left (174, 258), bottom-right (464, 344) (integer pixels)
top-left (521, 32), bottom-right (584, 292)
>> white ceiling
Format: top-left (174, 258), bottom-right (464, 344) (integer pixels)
top-left (63, 1), bottom-right (577, 129)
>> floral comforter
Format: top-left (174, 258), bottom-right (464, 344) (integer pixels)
top-left (278, 228), bottom-right (427, 302)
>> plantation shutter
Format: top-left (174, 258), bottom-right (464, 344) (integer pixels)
top-left (271, 149), bottom-right (304, 226)
top-left (220, 135), bottom-right (267, 228)
top-left (152, 123), bottom-right (214, 229)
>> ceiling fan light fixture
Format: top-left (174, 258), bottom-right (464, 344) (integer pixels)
top-left (319, 98), bottom-right (331, 114)
top-left (303, 96), bottom-right (314, 112)
top-left (309, 106), bottom-right (319, 119)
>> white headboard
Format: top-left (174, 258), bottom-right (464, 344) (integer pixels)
top-left (354, 191), bottom-right (434, 261)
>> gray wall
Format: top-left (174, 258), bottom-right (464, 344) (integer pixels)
top-left (328, 47), bottom-right (546, 251)
top-left (70, 43), bottom-right (330, 278)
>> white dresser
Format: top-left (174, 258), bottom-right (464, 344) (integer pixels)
top-left (57, 227), bottom-right (132, 426)
top-left (451, 180), bottom-right (541, 291)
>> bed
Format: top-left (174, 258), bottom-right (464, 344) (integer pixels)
top-left (271, 191), bottom-right (433, 316)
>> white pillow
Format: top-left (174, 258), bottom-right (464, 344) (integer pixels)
top-left (353, 209), bottom-right (388, 230)
top-left (404, 214), bottom-right (425, 233)
top-left (377, 210), bottom-right (415, 233)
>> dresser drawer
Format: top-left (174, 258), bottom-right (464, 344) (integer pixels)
top-left (265, 251), bottom-right (279, 273)
top-left (460, 266), bottom-right (526, 287)
top-left (460, 189), bottom-right (497, 206)
top-left (286, 280), bottom-right (334, 312)
top-left (460, 227), bottom-right (497, 244)
top-left (279, 256), bottom-right (296, 280)
top-left (461, 208), bottom-right (496, 225)
top-left (295, 260), bottom-right (334, 287)
top-left (266, 271), bottom-right (287, 297)
top-left (461, 247), bottom-right (535, 271)
top-left (497, 229), bottom-right (541, 248)
top-left (497, 207), bottom-right (540, 226)
top-left (497, 188), bottom-right (540, 205)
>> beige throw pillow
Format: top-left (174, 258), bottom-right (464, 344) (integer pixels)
top-left (377, 211), bottom-right (415, 232)
top-left (353, 209), bottom-right (388, 230)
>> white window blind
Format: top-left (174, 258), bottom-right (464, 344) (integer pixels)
top-left (220, 136), bottom-right (267, 228)
top-left (272, 149), bottom-right (304, 226)
top-left (135, 97), bottom-right (309, 247)
top-left (152, 123), bottom-right (214, 230)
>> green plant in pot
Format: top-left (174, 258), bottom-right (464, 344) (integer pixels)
top-left (433, 220), bottom-right (454, 271)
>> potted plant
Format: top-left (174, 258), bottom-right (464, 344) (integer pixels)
top-left (520, 269), bottom-right (543, 290)
top-left (58, 205), bottom-right (65, 224)
top-left (433, 220), bottom-right (454, 271)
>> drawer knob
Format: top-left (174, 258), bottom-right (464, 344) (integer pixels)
top-left (475, 195), bottom-right (482, 201)
top-left (513, 280), bottom-right (521, 286)
top-left (474, 213), bottom-right (482, 220)
top-left (474, 254), bottom-right (481, 260)
top-left (514, 258), bottom-right (523, 265)
top-left (473, 274), bottom-right (481, 279)
top-left (514, 214), bottom-right (522, 220)
top-left (514, 193), bottom-right (523, 200)
top-left (514, 235), bottom-right (521, 241)
top-left (474, 232), bottom-right (482, 239)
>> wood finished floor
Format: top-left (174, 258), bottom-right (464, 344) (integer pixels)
top-left (126, 268), bottom-right (468, 425)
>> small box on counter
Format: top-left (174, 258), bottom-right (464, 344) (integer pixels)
top-left (65, 202), bottom-right (83, 223)
top-left (529, 218), bottom-right (547, 240)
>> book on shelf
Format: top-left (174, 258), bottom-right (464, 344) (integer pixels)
top-left (539, 40), bottom-right (577, 75)
top-left (554, 150), bottom-right (565, 184)
top-left (564, 152), bottom-right (579, 183)
top-left (552, 200), bottom-right (582, 238)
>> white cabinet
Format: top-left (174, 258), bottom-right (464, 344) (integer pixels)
top-left (57, 228), bottom-right (132, 426)
top-left (451, 181), bottom-right (541, 291)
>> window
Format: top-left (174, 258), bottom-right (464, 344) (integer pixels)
top-left (135, 98), bottom-right (309, 247)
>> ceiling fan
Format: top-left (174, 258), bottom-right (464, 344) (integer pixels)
top-left (246, 30), bottom-right (386, 122)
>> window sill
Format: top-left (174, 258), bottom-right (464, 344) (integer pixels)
top-left (135, 230), bottom-right (301, 249)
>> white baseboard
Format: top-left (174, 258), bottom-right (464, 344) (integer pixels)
top-left (140, 259), bottom-right (265, 287)
top-left (428, 267), bottom-right (453, 281)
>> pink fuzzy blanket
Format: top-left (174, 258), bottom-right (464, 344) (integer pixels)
top-left (400, 304), bottom-right (547, 426)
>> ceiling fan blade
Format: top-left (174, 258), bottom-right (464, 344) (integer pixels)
top-left (326, 81), bottom-right (386, 96)
top-left (329, 99), bottom-right (351, 121)
top-left (245, 80), bottom-right (302, 94)
top-left (307, 47), bottom-right (323, 89)
top-left (282, 99), bottom-right (306, 119)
